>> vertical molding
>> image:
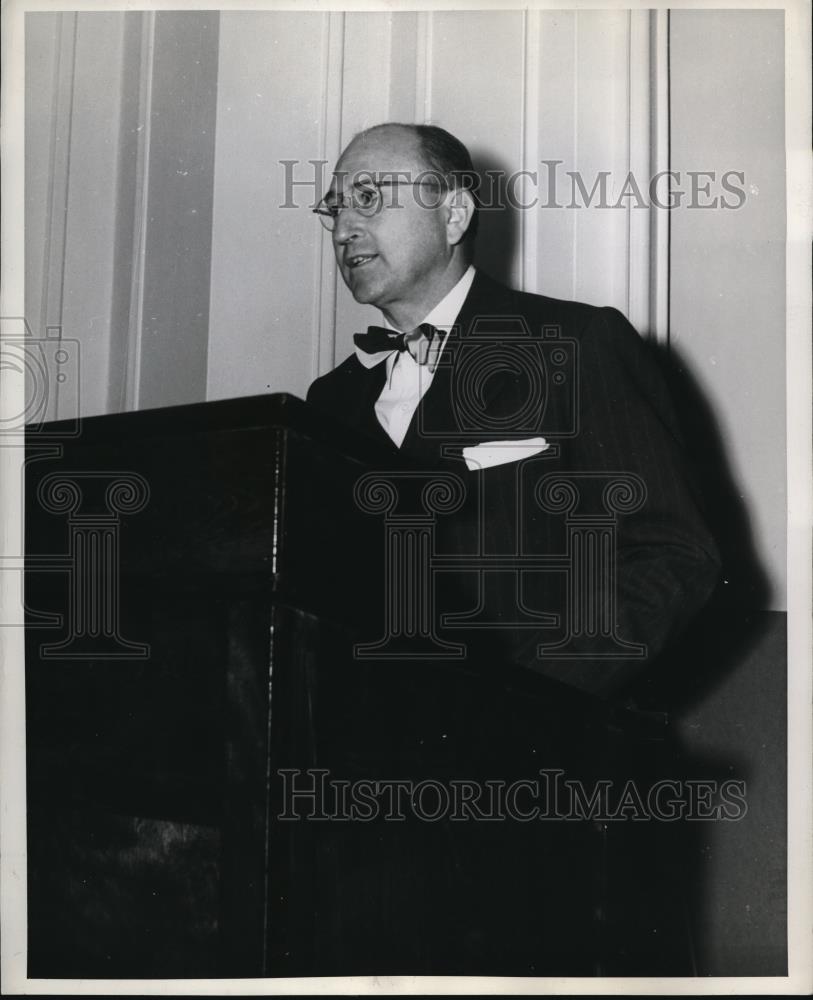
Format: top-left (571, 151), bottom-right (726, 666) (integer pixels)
top-left (534, 11), bottom-right (577, 303)
top-left (41, 12), bottom-right (75, 329)
top-left (122, 12), bottom-right (155, 411)
top-left (649, 9), bottom-right (670, 345)
top-left (313, 12), bottom-right (344, 378)
top-left (424, 13), bottom-right (434, 122)
top-left (137, 11), bottom-right (220, 410)
top-left (571, 14), bottom-right (579, 300)
top-left (382, 13), bottom-right (394, 118)
top-left (628, 8), bottom-right (652, 335)
top-left (521, 9), bottom-right (541, 294)
top-left (387, 13), bottom-right (419, 121)
top-left (414, 12), bottom-right (432, 121)
top-left (40, 12), bottom-right (77, 420)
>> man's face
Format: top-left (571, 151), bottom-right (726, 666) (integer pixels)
top-left (329, 127), bottom-right (455, 325)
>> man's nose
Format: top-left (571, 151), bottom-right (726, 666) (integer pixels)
top-left (332, 205), bottom-right (366, 245)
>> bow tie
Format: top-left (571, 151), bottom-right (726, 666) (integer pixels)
top-left (354, 323), bottom-right (440, 365)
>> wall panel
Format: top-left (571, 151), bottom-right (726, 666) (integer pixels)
top-left (24, 13), bottom-right (62, 358)
top-left (24, 12), bottom-right (67, 428)
top-left (534, 10), bottom-right (577, 302)
top-left (668, 15), bottom-right (787, 969)
top-left (207, 12), bottom-right (326, 401)
top-left (341, 12), bottom-right (392, 137)
top-left (388, 11), bottom-right (421, 122)
top-left (670, 10), bottom-right (786, 611)
top-left (25, 10), bottom-right (219, 417)
top-left (209, 9), bottom-right (658, 393)
top-left (107, 12), bottom-right (153, 413)
top-left (534, 11), bottom-right (636, 313)
top-left (137, 12), bottom-right (219, 411)
top-left (572, 10), bottom-right (632, 313)
top-left (25, 12), bottom-right (126, 421)
top-left (60, 14), bottom-right (128, 418)
top-left (430, 10), bottom-right (525, 291)
top-left (332, 11), bottom-right (396, 364)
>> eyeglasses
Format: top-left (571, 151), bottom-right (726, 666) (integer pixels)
top-left (313, 180), bottom-right (444, 231)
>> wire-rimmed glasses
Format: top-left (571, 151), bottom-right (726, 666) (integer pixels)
top-left (313, 179), bottom-right (444, 231)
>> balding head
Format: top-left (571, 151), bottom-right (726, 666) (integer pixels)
top-left (344, 123), bottom-right (480, 243)
top-left (326, 123), bottom-right (478, 329)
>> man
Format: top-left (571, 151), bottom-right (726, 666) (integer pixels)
top-left (307, 122), bottom-right (720, 697)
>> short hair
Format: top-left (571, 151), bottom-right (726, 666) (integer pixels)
top-left (359, 122), bottom-right (480, 246)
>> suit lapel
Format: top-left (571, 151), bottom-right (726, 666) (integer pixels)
top-left (400, 271), bottom-right (522, 464)
top-left (338, 356), bottom-right (398, 450)
top-left (358, 361), bottom-right (392, 444)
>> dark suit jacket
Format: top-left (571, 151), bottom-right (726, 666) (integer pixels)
top-left (307, 269), bottom-right (720, 696)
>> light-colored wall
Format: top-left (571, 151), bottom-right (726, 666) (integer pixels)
top-left (670, 9), bottom-right (786, 610)
top-left (25, 11), bottom-right (220, 417)
top-left (137, 11), bottom-right (220, 410)
top-left (206, 12), bottom-right (328, 402)
top-left (668, 9), bottom-right (787, 974)
top-left (26, 12), bottom-right (128, 420)
top-left (207, 9), bottom-right (659, 398)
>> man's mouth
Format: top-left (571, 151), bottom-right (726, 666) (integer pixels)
top-left (346, 254), bottom-right (378, 270)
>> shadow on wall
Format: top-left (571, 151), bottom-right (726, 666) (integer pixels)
top-left (454, 153), bottom-right (774, 714)
top-left (664, 343), bottom-right (771, 612)
top-left (628, 343), bottom-right (786, 977)
top-left (631, 341), bottom-right (773, 714)
top-left (469, 148), bottom-right (519, 287)
top-left (407, 147), bottom-right (782, 969)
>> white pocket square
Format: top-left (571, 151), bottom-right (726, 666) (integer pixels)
top-left (462, 436), bottom-right (550, 471)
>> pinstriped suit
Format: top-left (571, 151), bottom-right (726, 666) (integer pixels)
top-left (308, 269), bottom-right (720, 696)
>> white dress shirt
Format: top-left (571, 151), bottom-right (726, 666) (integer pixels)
top-left (354, 265), bottom-right (476, 447)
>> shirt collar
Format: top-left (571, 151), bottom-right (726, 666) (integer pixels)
top-left (355, 265), bottom-right (476, 369)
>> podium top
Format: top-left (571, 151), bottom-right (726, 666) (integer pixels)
top-left (27, 392), bottom-right (400, 467)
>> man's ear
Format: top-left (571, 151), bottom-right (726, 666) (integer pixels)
top-left (445, 187), bottom-right (476, 246)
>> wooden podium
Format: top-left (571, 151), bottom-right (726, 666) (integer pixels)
top-left (25, 393), bottom-right (690, 978)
